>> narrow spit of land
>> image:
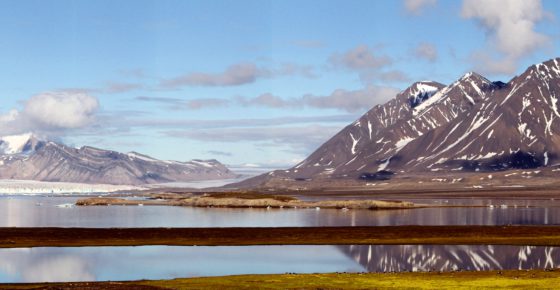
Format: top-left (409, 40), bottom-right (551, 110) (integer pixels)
top-left (2, 226), bottom-right (560, 248)
top-left (3, 270), bottom-right (560, 289)
top-left (75, 192), bottom-right (421, 210)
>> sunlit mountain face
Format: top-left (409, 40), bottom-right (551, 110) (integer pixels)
top-left (240, 58), bottom-right (560, 187)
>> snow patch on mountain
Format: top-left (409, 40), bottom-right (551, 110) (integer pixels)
top-left (129, 152), bottom-right (162, 163)
top-left (395, 137), bottom-right (415, 152)
top-left (190, 160), bottom-right (218, 168)
top-left (408, 82), bottom-right (441, 109)
top-left (413, 86), bottom-right (452, 116)
top-left (0, 133), bottom-right (36, 155)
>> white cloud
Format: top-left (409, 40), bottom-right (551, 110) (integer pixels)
top-left (461, 0), bottom-right (550, 74)
top-left (160, 62), bottom-right (315, 88)
top-left (104, 81), bottom-right (143, 93)
top-left (98, 113), bottom-right (356, 131)
top-left (186, 98), bottom-right (230, 109)
top-left (0, 92), bottom-right (99, 136)
top-left (301, 86), bottom-right (400, 113)
top-left (237, 93), bottom-right (290, 108)
top-left (163, 125), bottom-right (343, 154)
top-left (161, 62), bottom-right (259, 88)
top-left (378, 70), bottom-right (411, 82)
top-left (414, 42), bottom-right (438, 62)
top-left (199, 86), bottom-right (400, 113)
top-left (24, 92), bottom-right (98, 129)
top-left (330, 45), bottom-right (392, 71)
top-left (404, 0), bottom-right (437, 15)
top-left (0, 109), bottom-right (19, 123)
top-left (329, 45), bottom-right (408, 85)
top-left (137, 84), bottom-right (400, 113)
top-left (291, 39), bottom-right (325, 49)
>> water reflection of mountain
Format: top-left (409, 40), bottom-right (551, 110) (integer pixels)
top-left (337, 245), bottom-right (559, 272)
top-left (312, 207), bottom-right (560, 226)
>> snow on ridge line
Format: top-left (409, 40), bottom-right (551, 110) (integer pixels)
top-left (413, 82), bottom-right (439, 94)
top-left (412, 73), bottom-right (488, 117)
top-left (128, 152), bottom-right (218, 168)
top-left (190, 160), bottom-right (216, 168)
top-left (413, 85), bottom-right (451, 116)
top-left (127, 152), bottom-right (159, 162)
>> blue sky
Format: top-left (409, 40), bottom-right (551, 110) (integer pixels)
top-left (0, 0), bottom-right (559, 168)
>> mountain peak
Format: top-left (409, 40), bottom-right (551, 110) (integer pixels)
top-left (459, 71), bottom-right (491, 84)
top-left (529, 57), bottom-right (560, 80)
top-left (248, 57), bottom-right (560, 186)
top-left (0, 133), bottom-right (45, 155)
top-left (0, 138), bottom-right (235, 185)
top-left (534, 57), bottom-right (560, 68)
top-left (407, 81), bottom-right (445, 109)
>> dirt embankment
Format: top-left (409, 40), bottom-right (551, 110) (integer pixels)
top-left (2, 226), bottom-right (560, 248)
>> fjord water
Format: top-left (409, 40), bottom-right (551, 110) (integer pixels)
top-left (0, 246), bottom-right (362, 283)
top-left (3, 195), bottom-right (560, 227)
top-left (4, 195), bottom-right (560, 283)
top-left (1, 245), bottom-right (559, 283)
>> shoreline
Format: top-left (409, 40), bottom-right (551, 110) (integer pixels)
top-left (2, 226), bottom-right (560, 248)
top-left (2, 270), bottom-right (560, 289)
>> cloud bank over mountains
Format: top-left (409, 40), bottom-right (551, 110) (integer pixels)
top-left (0, 92), bottom-right (99, 136)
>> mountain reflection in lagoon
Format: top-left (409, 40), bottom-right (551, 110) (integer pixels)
top-left (339, 245), bottom-right (558, 272)
top-left (1, 245), bottom-right (559, 283)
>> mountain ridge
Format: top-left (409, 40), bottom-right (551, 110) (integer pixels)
top-left (235, 57), bottom-right (560, 188)
top-left (0, 133), bottom-right (236, 185)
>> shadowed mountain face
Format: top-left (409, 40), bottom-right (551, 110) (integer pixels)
top-left (0, 134), bottom-right (235, 185)
top-left (239, 57), bottom-right (560, 186)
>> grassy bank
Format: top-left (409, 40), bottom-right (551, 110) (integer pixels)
top-left (2, 226), bottom-right (560, 248)
top-left (3, 270), bottom-right (560, 289)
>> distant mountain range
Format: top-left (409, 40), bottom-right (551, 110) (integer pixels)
top-left (240, 57), bottom-right (560, 186)
top-left (0, 133), bottom-right (235, 185)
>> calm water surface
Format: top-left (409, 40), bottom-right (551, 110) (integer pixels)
top-left (0, 246), bottom-right (361, 283)
top-left (2, 195), bottom-right (560, 227)
top-left (1, 245), bottom-right (559, 283)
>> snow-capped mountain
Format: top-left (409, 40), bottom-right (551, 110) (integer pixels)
top-left (0, 134), bottom-right (235, 185)
top-left (0, 133), bottom-right (45, 155)
top-left (240, 57), bottom-right (560, 186)
top-left (393, 58), bottom-right (560, 172)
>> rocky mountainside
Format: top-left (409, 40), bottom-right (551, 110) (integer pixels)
top-left (0, 134), bottom-right (236, 185)
top-left (239, 57), bottom-right (560, 186)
